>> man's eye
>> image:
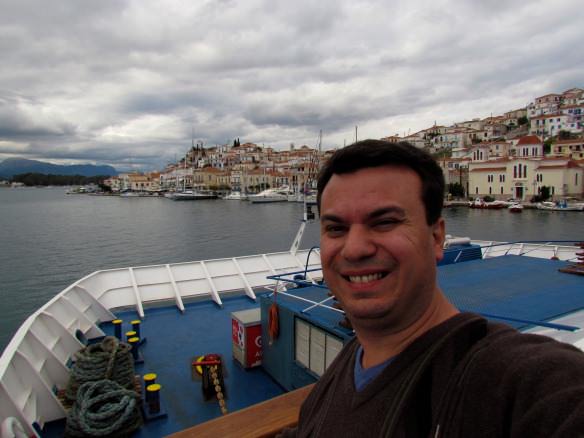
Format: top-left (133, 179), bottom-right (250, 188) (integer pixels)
top-left (324, 225), bottom-right (346, 235)
top-left (374, 218), bottom-right (401, 228)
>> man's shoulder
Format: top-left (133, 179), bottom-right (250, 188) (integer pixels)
top-left (451, 320), bottom-right (584, 437)
top-left (449, 313), bottom-right (584, 363)
top-left (465, 320), bottom-right (584, 390)
top-left (481, 321), bottom-right (584, 362)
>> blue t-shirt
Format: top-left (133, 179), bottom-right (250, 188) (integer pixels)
top-left (353, 345), bottom-right (394, 392)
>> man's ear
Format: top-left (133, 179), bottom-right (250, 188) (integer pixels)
top-left (432, 217), bottom-right (445, 262)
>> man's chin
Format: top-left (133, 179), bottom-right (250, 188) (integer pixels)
top-left (345, 306), bottom-right (392, 322)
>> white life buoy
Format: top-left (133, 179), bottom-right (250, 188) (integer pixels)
top-left (1, 417), bottom-right (30, 438)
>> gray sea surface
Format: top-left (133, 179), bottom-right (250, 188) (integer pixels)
top-left (0, 187), bottom-right (582, 351)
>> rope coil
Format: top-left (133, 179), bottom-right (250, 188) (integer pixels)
top-left (66, 337), bottom-right (135, 401)
top-left (64, 336), bottom-right (142, 437)
top-left (65, 380), bottom-right (142, 437)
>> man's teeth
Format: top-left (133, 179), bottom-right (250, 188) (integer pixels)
top-left (348, 273), bottom-right (384, 283)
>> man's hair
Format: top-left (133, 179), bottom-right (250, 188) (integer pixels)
top-left (316, 139), bottom-right (445, 225)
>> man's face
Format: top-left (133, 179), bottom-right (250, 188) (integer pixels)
top-left (319, 165), bottom-right (445, 332)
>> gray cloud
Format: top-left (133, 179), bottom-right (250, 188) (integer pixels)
top-left (0, 0), bottom-right (582, 170)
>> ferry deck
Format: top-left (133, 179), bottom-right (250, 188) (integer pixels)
top-left (41, 253), bottom-right (584, 437)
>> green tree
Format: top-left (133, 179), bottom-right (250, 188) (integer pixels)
top-left (531, 185), bottom-right (551, 203)
top-left (518, 116), bottom-right (528, 126)
top-left (543, 139), bottom-right (553, 155)
top-left (98, 183), bottom-right (112, 192)
top-left (448, 182), bottom-right (465, 198)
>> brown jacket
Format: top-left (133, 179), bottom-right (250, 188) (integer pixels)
top-left (281, 313), bottom-right (584, 437)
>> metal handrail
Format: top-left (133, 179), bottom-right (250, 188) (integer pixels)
top-left (442, 240), bottom-right (582, 263)
top-left (475, 239), bottom-right (581, 247)
top-left (304, 246), bottom-right (320, 279)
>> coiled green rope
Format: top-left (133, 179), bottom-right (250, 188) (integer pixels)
top-left (64, 336), bottom-right (143, 437)
top-left (65, 380), bottom-right (142, 437)
top-left (65, 336), bottom-right (135, 401)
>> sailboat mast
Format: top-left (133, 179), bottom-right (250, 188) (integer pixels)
top-left (174, 153), bottom-right (178, 191)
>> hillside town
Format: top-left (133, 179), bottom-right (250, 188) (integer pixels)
top-left (104, 88), bottom-right (584, 201)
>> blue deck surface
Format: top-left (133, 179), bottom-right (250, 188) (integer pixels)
top-left (119, 294), bottom-right (284, 437)
top-left (44, 293), bottom-right (284, 438)
top-left (44, 255), bottom-right (584, 437)
top-left (438, 255), bottom-right (584, 329)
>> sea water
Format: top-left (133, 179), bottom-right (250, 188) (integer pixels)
top-left (0, 187), bottom-right (582, 351)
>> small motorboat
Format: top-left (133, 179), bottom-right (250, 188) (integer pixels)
top-left (469, 198), bottom-right (507, 209)
top-left (508, 203), bottom-right (523, 213)
top-left (537, 200), bottom-right (584, 211)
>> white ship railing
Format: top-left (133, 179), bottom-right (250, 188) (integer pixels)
top-left (472, 240), bottom-right (580, 261)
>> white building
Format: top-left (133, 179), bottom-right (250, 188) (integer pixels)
top-left (528, 93), bottom-right (562, 118)
top-left (511, 135), bottom-right (544, 159)
top-left (468, 157), bottom-right (583, 200)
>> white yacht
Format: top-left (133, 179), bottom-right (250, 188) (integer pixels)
top-left (248, 188), bottom-right (289, 203)
top-left (168, 190), bottom-right (218, 201)
top-left (222, 191), bottom-right (248, 200)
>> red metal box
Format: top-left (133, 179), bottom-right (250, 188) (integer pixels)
top-left (231, 308), bottom-right (262, 368)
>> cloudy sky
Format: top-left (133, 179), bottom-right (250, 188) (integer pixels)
top-left (0, 0), bottom-right (582, 171)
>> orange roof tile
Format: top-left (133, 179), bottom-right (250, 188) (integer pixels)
top-left (516, 135), bottom-right (542, 145)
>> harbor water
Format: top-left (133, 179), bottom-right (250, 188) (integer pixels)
top-left (0, 187), bottom-right (582, 351)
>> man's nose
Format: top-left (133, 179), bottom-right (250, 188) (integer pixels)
top-left (340, 225), bottom-right (376, 261)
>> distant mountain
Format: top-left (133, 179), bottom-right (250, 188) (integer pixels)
top-left (0, 158), bottom-right (118, 179)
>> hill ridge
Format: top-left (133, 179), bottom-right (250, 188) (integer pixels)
top-left (0, 157), bottom-right (118, 178)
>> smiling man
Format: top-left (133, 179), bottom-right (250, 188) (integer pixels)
top-left (279, 140), bottom-right (584, 438)
top-left (319, 163), bottom-right (458, 368)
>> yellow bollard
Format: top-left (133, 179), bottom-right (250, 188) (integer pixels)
top-left (113, 319), bottom-right (123, 340)
top-left (146, 384), bottom-right (161, 414)
top-left (125, 331), bottom-right (137, 342)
